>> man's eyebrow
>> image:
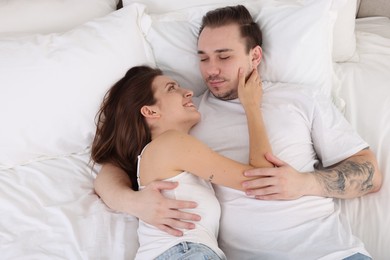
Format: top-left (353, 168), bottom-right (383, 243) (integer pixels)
top-left (197, 48), bottom-right (234, 55)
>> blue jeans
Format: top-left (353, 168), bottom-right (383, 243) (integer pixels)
top-left (155, 241), bottom-right (222, 260)
top-left (343, 253), bottom-right (372, 260)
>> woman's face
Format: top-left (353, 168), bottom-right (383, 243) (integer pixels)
top-left (151, 75), bottom-right (201, 130)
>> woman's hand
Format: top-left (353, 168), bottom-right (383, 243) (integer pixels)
top-left (238, 68), bottom-right (263, 109)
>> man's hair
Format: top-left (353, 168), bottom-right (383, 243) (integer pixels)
top-left (198, 5), bottom-right (262, 53)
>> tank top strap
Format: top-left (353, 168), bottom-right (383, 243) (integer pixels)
top-left (137, 143), bottom-right (150, 188)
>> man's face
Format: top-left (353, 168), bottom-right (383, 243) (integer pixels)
top-left (197, 23), bottom-right (256, 100)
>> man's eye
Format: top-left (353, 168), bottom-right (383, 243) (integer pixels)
top-left (200, 57), bottom-right (208, 62)
top-left (168, 85), bottom-right (175, 91)
top-left (220, 56), bottom-right (230, 60)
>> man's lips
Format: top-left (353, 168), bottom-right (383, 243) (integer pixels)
top-left (207, 79), bottom-right (225, 88)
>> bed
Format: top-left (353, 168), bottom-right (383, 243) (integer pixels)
top-left (0, 0), bottom-right (389, 259)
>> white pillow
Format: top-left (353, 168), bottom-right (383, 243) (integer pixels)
top-left (125, 0), bottom-right (358, 62)
top-left (332, 0), bottom-right (358, 62)
top-left (141, 0), bottom-right (336, 97)
top-left (0, 0), bottom-right (119, 36)
top-left (0, 4), bottom-right (154, 168)
top-left (123, 0), bottom-right (257, 14)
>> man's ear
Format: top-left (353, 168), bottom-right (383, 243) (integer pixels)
top-left (251, 45), bottom-right (263, 67)
top-left (140, 105), bottom-right (160, 118)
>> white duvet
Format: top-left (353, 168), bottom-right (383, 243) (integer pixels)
top-left (0, 151), bottom-right (139, 259)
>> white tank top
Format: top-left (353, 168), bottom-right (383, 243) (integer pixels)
top-left (135, 146), bottom-right (226, 260)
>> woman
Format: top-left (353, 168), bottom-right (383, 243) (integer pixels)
top-left (91, 65), bottom-right (272, 260)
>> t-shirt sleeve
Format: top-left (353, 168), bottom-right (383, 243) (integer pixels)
top-left (311, 94), bottom-right (368, 167)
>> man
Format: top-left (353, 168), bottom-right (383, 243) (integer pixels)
top-left (94, 5), bottom-right (382, 259)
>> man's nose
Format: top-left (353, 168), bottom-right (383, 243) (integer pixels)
top-left (205, 60), bottom-right (220, 76)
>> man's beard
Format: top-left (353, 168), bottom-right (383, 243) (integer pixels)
top-left (205, 75), bottom-right (238, 100)
top-left (211, 88), bottom-right (238, 101)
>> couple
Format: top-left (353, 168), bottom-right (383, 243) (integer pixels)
top-left (91, 5), bottom-right (382, 260)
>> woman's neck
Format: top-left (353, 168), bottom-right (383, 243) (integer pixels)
top-left (151, 125), bottom-right (191, 140)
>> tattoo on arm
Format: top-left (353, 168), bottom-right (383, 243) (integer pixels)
top-left (315, 160), bottom-right (374, 196)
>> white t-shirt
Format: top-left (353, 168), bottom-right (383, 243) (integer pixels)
top-left (190, 82), bottom-right (369, 260)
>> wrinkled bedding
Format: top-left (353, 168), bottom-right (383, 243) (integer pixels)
top-left (0, 15), bottom-right (389, 260)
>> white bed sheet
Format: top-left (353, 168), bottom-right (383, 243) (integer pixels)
top-left (1, 16), bottom-right (389, 260)
top-left (0, 151), bottom-right (139, 259)
top-left (335, 17), bottom-right (390, 260)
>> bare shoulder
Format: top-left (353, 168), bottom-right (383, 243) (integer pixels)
top-left (139, 130), bottom-right (192, 184)
top-left (152, 130), bottom-right (198, 148)
top-left (144, 130), bottom-right (194, 159)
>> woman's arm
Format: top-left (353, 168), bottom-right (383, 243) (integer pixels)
top-left (145, 130), bottom-right (264, 191)
top-left (238, 68), bottom-right (273, 168)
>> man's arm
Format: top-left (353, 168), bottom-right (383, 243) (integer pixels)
top-left (94, 163), bottom-right (200, 236)
top-left (312, 148), bottom-right (381, 198)
top-left (242, 148), bottom-right (382, 200)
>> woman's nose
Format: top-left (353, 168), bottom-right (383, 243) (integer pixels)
top-left (183, 89), bottom-right (193, 97)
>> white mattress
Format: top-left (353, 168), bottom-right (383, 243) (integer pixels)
top-left (0, 17), bottom-right (389, 260)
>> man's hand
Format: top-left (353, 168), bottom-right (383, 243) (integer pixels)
top-left (94, 165), bottom-right (200, 237)
top-left (242, 153), bottom-right (312, 200)
top-left (134, 181), bottom-right (201, 236)
top-left (242, 150), bottom-right (382, 200)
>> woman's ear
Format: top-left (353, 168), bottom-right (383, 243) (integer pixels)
top-left (140, 106), bottom-right (160, 118)
top-left (251, 45), bottom-right (263, 67)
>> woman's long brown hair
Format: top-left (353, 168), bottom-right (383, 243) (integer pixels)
top-left (91, 66), bottom-right (163, 190)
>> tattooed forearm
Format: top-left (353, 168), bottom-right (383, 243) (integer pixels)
top-left (314, 160), bottom-right (375, 197)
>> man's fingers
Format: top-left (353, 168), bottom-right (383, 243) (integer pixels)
top-left (242, 175), bottom-right (276, 189)
top-left (157, 224), bottom-right (183, 237)
top-left (246, 185), bottom-right (279, 196)
top-left (265, 152), bottom-right (285, 167)
top-left (255, 194), bottom-right (283, 201)
top-left (156, 210), bottom-right (200, 237)
top-left (167, 198), bottom-right (198, 211)
top-left (244, 167), bottom-right (275, 177)
top-left (164, 217), bottom-right (196, 230)
top-left (165, 205), bottom-right (201, 222)
top-left (152, 180), bottom-right (179, 191)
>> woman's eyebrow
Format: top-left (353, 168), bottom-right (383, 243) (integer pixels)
top-left (164, 81), bottom-right (177, 88)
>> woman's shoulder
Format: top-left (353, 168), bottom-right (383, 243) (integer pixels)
top-left (147, 130), bottom-right (195, 154)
